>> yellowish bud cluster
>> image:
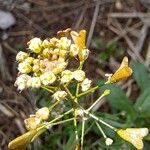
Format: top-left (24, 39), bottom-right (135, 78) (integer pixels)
top-left (15, 29), bottom-right (90, 91)
top-left (61, 69), bottom-right (85, 84)
top-left (24, 107), bottom-right (50, 130)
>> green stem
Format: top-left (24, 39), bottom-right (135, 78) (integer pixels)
top-left (63, 85), bottom-right (75, 100)
top-left (78, 61), bottom-right (84, 70)
top-left (81, 119), bottom-right (85, 150)
top-left (87, 92), bottom-right (105, 111)
top-left (45, 85), bottom-right (56, 89)
top-left (49, 100), bottom-right (60, 111)
top-left (46, 117), bottom-right (75, 128)
top-left (95, 121), bottom-right (107, 139)
top-left (41, 86), bottom-right (54, 93)
top-left (77, 86), bottom-right (99, 98)
top-left (76, 83), bottom-right (80, 97)
top-left (73, 114), bottom-right (79, 142)
top-left (48, 109), bottom-right (73, 125)
top-left (84, 110), bottom-right (115, 130)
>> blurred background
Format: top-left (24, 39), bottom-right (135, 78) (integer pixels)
top-left (0, 0), bottom-right (150, 149)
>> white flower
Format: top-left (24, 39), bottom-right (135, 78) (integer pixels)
top-left (28, 37), bottom-right (42, 53)
top-left (53, 91), bottom-right (67, 101)
top-left (35, 107), bottom-right (50, 120)
top-left (81, 78), bottom-right (91, 91)
top-left (72, 70), bottom-right (85, 82)
top-left (18, 62), bottom-right (32, 74)
top-left (16, 51), bottom-right (28, 62)
top-left (105, 138), bottom-right (113, 146)
top-left (15, 74), bottom-right (31, 91)
top-left (57, 37), bottom-right (71, 50)
top-left (40, 71), bottom-right (56, 85)
top-left (24, 117), bottom-right (41, 130)
top-left (42, 48), bottom-right (50, 57)
top-left (32, 65), bottom-right (40, 73)
top-left (53, 62), bottom-right (67, 74)
top-left (24, 57), bottom-right (34, 64)
top-left (70, 44), bottom-right (79, 57)
top-left (61, 70), bottom-right (73, 84)
top-left (49, 37), bottom-right (59, 47)
top-left (31, 77), bottom-right (41, 88)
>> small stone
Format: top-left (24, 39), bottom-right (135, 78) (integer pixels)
top-left (0, 10), bottom-right (16, 30)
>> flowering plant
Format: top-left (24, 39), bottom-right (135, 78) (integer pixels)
top-left (8, 29), bottom-right (148, 150)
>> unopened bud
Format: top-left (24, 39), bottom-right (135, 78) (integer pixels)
top-left (16, 51), bottom-right (28, 62)
top-left (53, 91), bottom-right (67, 101)
top-left (81, 78), bottom-right (91, 91)
top-left (36, 107), bottom-right (50, 120)
top-left (57, 37), bottom-right (71, 50)
top-left (28, 37), bottom-right (42, 53)
top-left (105, 138), bottom-right (113, 146)
top-left (72, 70), bottom-right (85, 82)
top-left (31, 77), bottom-right (41, 88)
top-left (40, 71), bottom-right (56, 85)
top-left (24, 57), bottom-right (34, 64)
top-left (24, 117), bottom-right (41, 130)
top-left (42, 39), bottom-right (51, 48)
top-left (18, 62), bottom-right (32, 74)
top-left (61, 70), bottom-right (73, 84)
top-left (103, 89), bottom-right (110, 96)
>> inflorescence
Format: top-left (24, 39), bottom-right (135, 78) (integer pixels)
top-left (8, 29), bottom-right (148, 150)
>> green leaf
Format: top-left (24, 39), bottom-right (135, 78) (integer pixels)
top-left (64, 133), bottom-right (76, 150)
top-left (99, 52), bottom-right (109, 60)
top-left (134, 87), bottom-right (150, 117)
top-left (131, 62), bottom-right (150, 91)
top-left (102, 84), bottom-right (136, 120)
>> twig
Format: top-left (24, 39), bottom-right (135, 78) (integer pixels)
top-left (108, 12), bottom-right (150, 18)
top-left (74, 3), bottom-right (87, 29)
top-left (81, 119), bottom-right (85, 150)
top-left (3, 42), bottom-right (17, 54)
top-left (34, 1), bottom-right (85, 11)
top-left (9, 31), bottom-right (31, 36)
top-left (135, 24), bottom-right (149, 53)
top-left (87, 0), bottom-right (101, 48)
top-left (15, 11), bottom-right (51, 36)
top-left (107, 18), bottom-right (144, 63)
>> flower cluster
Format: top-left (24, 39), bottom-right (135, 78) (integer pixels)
top-left (15, 30), bottom-right (90, 92)
top-left (9, 29), bottom-right (149, 150)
